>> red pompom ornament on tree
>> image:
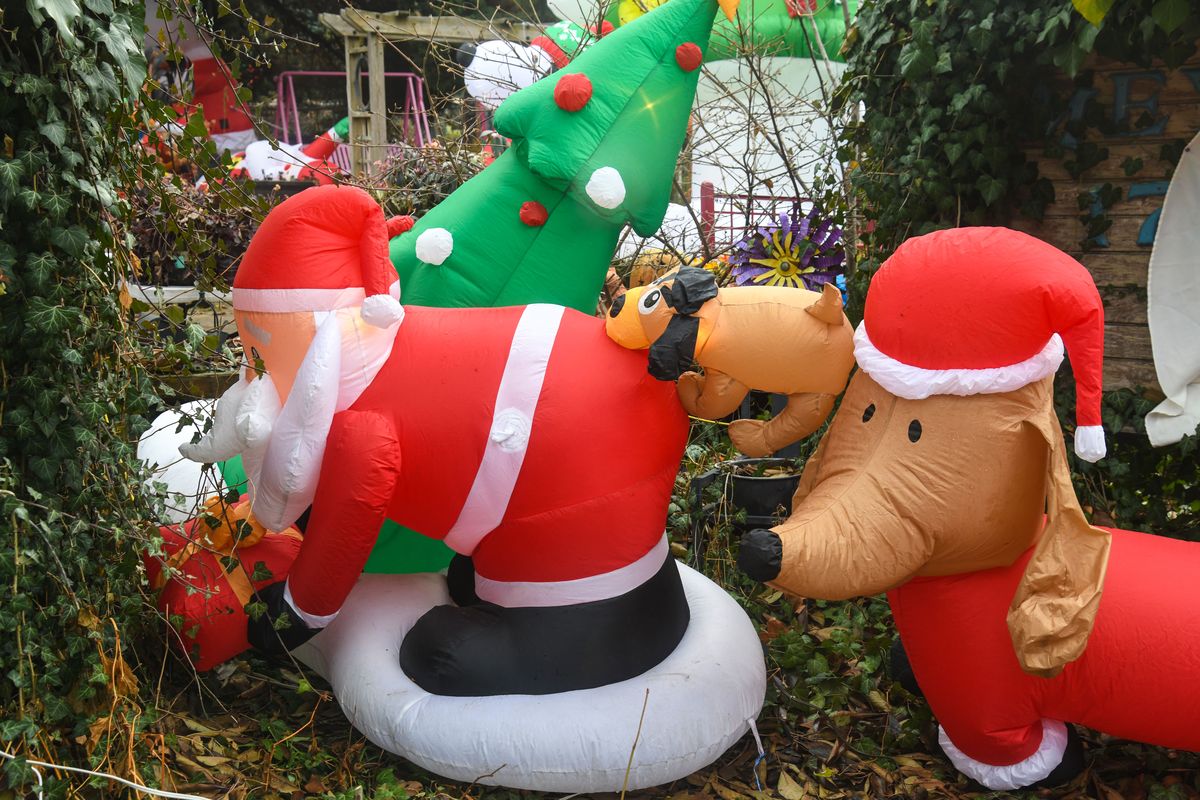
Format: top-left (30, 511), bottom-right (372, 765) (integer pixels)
top-left (675, 42), bottom-right (702, 72)
top-left (520, 201), bottom-right (549, 227)
top-left (554, 73), bottom-right (593, 112)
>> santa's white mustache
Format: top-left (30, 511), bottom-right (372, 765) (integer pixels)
top-left (179, 374), bottom-right (280, 464)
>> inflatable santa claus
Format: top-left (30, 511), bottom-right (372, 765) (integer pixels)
top-left (144, 0), bottom-right (256, 154)
top-left (229, 118), bottom-right (348, 185)
top-left (179, 184), bottom-right (693, 695)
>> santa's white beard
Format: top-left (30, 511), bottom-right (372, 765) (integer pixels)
top-left (178, 309), bottom-right (399, 531)
top-left (179, 373), bottom-right (281, 467)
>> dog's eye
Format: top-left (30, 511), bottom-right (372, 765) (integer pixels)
top-left (639, 289), bottom-right (663, 315)
top-left (862, 403), bottom-right (875, 423)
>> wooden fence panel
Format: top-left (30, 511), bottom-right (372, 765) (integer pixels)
top-left (1011, 55), bottom-right (1200, 391)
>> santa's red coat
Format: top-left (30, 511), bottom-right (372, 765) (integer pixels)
top-left (286, 303), bottom-right (690, 620)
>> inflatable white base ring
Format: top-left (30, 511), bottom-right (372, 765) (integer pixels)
top-left (293, 565), bottom-right (767, 792)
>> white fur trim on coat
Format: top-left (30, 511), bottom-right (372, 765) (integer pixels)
top-left (443, 304), bottom-right (565, 555)
top-left (854, 323), bottom-right (1064, 399)
top-left (474, 536), bottom-right (668, 607)
top-left (285, 579), bottom-right (339, 628)
top-left (938, 720), bottom-right (1068, 791)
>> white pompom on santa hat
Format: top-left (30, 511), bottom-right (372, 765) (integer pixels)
top-left (231, 184), bottom-right (413, 328)
top-left (853, 227), bottom-right (1107, 462)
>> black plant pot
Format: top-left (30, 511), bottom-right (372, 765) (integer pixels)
top-left (688, 457), bottom-right (802, 567)
top-left (726, 458), bottom-right (802, 530)
top-left (251, 179), bottom-right (317, 198)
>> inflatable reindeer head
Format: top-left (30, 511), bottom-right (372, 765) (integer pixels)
top-left (607, 266), bottom-right (855, 455)
top-left (606, 267), bottom-right (721, 379)
top-left (738, 228), bottom-right (1113, 677)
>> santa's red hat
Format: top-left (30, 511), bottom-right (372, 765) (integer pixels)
top-left (854, 227), bottom-right (1107, 461)
top-left (232, 185), bottom-right (407, 328)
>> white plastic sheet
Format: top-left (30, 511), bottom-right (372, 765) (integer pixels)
top-left (1146, 131), bottom-right (1200, 446)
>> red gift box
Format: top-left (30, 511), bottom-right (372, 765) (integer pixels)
top-left (143, 497), bottom-right (302, 670)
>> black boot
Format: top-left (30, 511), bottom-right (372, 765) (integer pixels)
top-left (445, 553), bottom-right (480, 606)
top-left (399, 554), bottom-right (691, 696)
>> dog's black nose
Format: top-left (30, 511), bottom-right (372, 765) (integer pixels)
top-left (738, 529), bottom-right (782, 581)
top-left (609, 294), bottom-right (626, 317)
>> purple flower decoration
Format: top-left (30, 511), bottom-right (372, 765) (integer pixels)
top-left (729, 205), bottom-right (845, 290)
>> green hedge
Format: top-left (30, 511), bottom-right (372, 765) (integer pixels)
top-left (837, 0), bottom-right (1199, 535)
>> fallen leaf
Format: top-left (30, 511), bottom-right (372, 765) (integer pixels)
top-left (174, 753), bottom-right (213, 777)
top-left (810, 626), bottom-right (845, 642)
top-left (712, 779), bottom-right (749, 800)
top-left (303, 775), bottom-right (327, 794)
top-left (778, 768), bottom-right (807, 800)
top-left (181, 717), bottom-right (220, 736)
top-left (760, 616), bottom-right (789, 643)
top-left (866, 690), bottom-right (891, 713)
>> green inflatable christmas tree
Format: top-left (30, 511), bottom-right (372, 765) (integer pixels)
top-left (390, 0), bottom-right (737, 313)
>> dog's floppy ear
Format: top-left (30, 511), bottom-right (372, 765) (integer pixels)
top-left (1006, 395), bottom-right (1111, 678)
top-left (662, 267), bottom-right (718, 315)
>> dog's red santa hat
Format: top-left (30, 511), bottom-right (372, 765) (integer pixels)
top-left (853, 227), bottom-right (1106, 462)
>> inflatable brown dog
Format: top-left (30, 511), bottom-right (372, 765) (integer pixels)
top-left (735, 229), bottom-right (1200, 791)
top-left (605, 267), bottom-right (855, 456)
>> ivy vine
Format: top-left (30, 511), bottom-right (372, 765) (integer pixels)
top-left (0, 0), bottom-right (179, 793)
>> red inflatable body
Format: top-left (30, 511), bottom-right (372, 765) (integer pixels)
top-left (286, 303), bottom-right (690, 617)
top-left (891, 527), bottom-right (1200, 768)
top-left (190, 57), bottom-right (254, 148)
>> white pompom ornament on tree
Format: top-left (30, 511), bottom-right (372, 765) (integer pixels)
top-left (415, 228), bottom-right (455, 265)
top-left (586, 167), bottom-right (626, 209)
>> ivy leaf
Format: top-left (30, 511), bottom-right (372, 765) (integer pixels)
top-left (1151, 0), bottom-right (1189, 33)
top-left (38, 121), bottom-right (67, 148)
top-left (976, 174), bottom-right (1007, 206)
top-left (51, 226), bottom-right (88, 257)
top-left (898, 41), bottom-right (935, 81)
top-left (1071, 0), bottom-right (1114, 26)
top-left (26, 0), bottom-right (82, 45)
top-left (0, 160), bottom-right (26, 199)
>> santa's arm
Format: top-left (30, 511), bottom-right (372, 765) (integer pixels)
top-left (248, 409), bottom-right (401, 654)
